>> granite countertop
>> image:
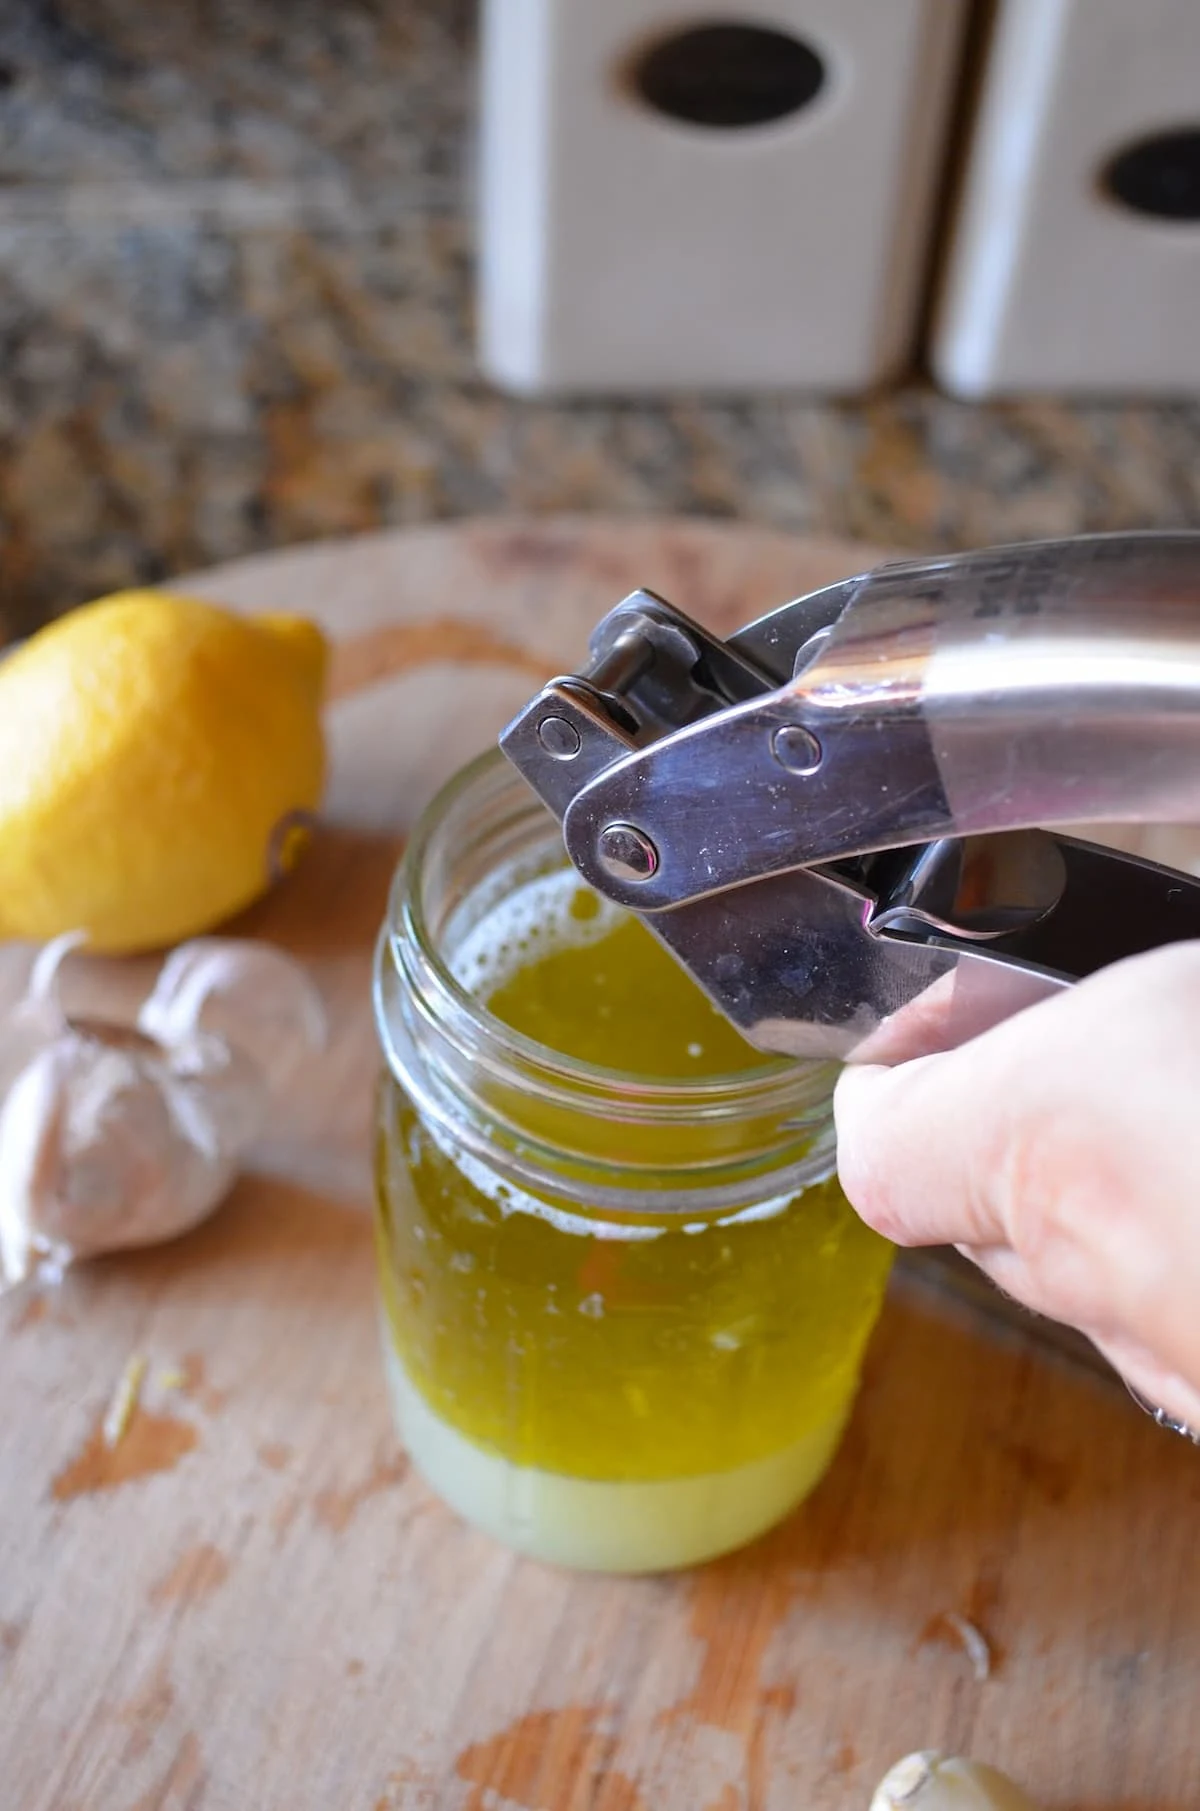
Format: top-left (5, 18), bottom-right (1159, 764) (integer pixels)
top-left (1, 0), bottom-right (1198, 640)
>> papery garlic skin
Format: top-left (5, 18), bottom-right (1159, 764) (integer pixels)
top-left (162, 1032), bottom-right (268, 1158)
top-left (0, 932), bottom-right (81, 1101)
top-left (869, 1752), bottom-right (1040, 1811)
top-left (0, 1026), bottom-right (268, 1288)
top-left (0, 943), bottom-right (39, 1023)
top-left (137, 939), bottom-right (326, 1099)
top-left (0, 1043), bottom-right (71, 1284)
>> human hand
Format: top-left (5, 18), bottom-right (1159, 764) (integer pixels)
top-left (834, 942), bottom-right (1200, 1430)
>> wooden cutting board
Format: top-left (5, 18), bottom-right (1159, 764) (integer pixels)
top-left (2, 517), bottom-right (1197, 1811)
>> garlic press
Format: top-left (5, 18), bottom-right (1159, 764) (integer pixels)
top-left (500, 532), bottom-right (1200, 1065)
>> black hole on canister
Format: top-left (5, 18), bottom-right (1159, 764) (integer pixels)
top-left (631, 22), bottom-right (826, 130)
top-left (1102, 129), bottom-right (1200, 222)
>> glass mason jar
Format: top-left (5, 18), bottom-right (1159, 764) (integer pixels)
top-left (373, 751), bottom-right (893, 1573)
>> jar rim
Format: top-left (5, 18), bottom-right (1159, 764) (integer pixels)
top-left (376, 749), bottom-right (838, 1210)
top-left (388, 748), bottom-right (834, 1115)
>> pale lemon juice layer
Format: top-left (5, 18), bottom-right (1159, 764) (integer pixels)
top-left (375, 863), bottom-right (892, 1571)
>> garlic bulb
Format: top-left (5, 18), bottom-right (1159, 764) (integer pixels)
top-left (0, 1022), bottom-right (268, 1288)
top-left (870, 1753), bottom-right (1040, 1811)
top-left (137, 938), bottom-right (326, 1098)
top-left (0, 934), bottom-right (325, 1289)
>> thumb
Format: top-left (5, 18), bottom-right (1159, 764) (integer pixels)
top-left (833, 1049), bottom-right (1012, 1251)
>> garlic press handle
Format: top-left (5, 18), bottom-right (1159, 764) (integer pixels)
top-left (561, 533), bottom-right (1200, 912)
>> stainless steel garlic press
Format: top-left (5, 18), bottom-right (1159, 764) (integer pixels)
top-left (500, 532), bottom-right (1200, 1066)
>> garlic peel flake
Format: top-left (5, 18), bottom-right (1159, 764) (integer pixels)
top-left (870, 1752), bottom-right (1040, 1811)
top-left (103, 1353), bottom-right (148, 1448)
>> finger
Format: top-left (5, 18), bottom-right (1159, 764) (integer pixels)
top-left (852, 962), bottom-right (1061, 1067)
top-left (956, 1241), bottom-right (1200, 1431)
top-left (958, 1238), bottom-right (1117, 1337)
top-left (833, 1050), bottom-right (1015, 1250)
top-left (1088, 1330), bottom-right (1200, 1436)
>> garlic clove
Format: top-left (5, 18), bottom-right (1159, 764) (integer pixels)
top-left (137, 938), bottom-right (326, 1099)
top-left (0, 942), bottom-right (39, 1021)
top-left (25, 930), bottom-right (88, 1011)
top-left (0, 1042), bottom-right (69, 1286)
top-left (0, 931), bottom-right (81, 1103)
top-left (870, 1752), bottom-right (1041, 1811)
top-left (159, 1031), bottom-right (270, 1159)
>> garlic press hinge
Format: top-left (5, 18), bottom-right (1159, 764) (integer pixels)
top-left (499, 589), bottom-right (777, 824)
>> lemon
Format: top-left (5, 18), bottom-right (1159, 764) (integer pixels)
top-left (0, 590), bottom-right (328, 954)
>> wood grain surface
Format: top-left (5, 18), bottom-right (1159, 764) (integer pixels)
top-left (2, 517), bottom-right (1197, 1811)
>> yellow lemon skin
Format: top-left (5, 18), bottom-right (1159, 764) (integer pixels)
top-left (0, 590), bottom-right (328, 954)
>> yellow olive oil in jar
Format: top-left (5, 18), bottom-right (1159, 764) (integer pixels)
top-left (374, 752), bottom-right (893, 1572)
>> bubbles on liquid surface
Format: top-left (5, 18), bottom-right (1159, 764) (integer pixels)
top-left (450, 867), bottom-right (623, 1000)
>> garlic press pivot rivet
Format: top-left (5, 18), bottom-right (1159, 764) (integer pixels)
top-left (597, 824), bottom-right (659, 883)
top-left (536, 715), bottom-right (583, 759)
top-left (771, 723), bottom-right (822, 775)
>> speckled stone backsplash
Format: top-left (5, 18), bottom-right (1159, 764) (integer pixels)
top-left (1, 0), bottom-right (1198, 637)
